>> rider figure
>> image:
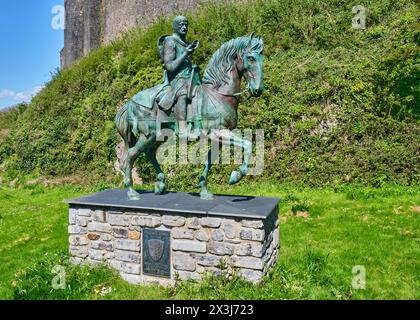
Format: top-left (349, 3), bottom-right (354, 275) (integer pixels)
top-left (158, 16), bottom-right (201, 138)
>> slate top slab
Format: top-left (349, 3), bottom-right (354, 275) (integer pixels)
top-left (64, 189), bottom-right (279, 220)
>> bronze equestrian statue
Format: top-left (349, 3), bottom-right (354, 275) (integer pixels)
top-left (115, 16), bottom-right (264, 200)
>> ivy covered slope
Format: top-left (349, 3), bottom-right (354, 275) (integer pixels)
top-left (0, 0), bottom-right (418, 187)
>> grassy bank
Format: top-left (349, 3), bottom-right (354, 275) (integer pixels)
top-left (0, 0), bottom-right (418, 188)
top-left (1, 182), bottom-right (418, 299)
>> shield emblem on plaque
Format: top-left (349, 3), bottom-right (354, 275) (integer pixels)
top-left (143, 229), bottom-right (170, 277)
top-left (148, 239), bottom-right (164, 262)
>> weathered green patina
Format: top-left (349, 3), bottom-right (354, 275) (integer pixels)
top-left (115, 16), bottom-right (264, 200)
top-left (128, 16), bottom-right (202, 138)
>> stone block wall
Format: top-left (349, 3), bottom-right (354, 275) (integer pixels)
top-left (68, 205), bottom-right (279, 285)
top-left (63, 0), bottom-right (85, 68)
top-left (62, 0), bottom-right (235, 67)
top-left (101, 0), bottom-right (206, 44)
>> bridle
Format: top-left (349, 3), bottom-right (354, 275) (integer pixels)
top-left (211, 53), bottom-right (256, 103)
top-left (216, 87), bottom-right (253, 104)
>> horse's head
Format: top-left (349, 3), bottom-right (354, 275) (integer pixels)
top-left (240, 33), bottom-right (264, 97)
top-left (203, 34), bottom-right (265, 98)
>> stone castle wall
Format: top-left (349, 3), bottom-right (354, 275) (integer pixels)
top-left (62, 0), bottom-right (231, 67)
top-left (101, 0), bottom-right (204, 44)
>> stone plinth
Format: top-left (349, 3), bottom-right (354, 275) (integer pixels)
top-left (65, 189), bottom-right (279, 285)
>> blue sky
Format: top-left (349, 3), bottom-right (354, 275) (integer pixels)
top-left (0, 0), bottom-right (64, 110)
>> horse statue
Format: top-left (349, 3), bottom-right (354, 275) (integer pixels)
top-left (115, 34), bottom-right (264, 200)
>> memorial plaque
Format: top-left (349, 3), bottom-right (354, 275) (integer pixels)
top-left (143, 228), bottom-right (170, 277)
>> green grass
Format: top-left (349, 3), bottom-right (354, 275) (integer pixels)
top-left (0, 182), bottom-right (418, 299)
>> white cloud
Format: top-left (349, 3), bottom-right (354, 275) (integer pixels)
top-left (0, 89), bottom-right (16, 98)
top-left (0, 85), bottom-right (44, 103)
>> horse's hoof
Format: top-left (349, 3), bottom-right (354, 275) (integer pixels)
top-left (154, 182), bottom-right (165, 195)
top-left (127, 189), bottom-right (141, 200)
top-left (200, 191), bottom-right (214, 200)
top-left (229, 171), bottom-right (241, 185)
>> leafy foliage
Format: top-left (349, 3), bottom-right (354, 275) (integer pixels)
top-left (0, 0), bottom-right (418, 188)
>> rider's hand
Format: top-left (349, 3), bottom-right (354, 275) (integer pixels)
top-left (186, 46), bottom-right (195, 55)
top-left (186, 41), bottom-right (199, 55)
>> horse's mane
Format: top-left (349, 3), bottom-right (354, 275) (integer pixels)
top-left (202, 36), bottom-right (263, 89)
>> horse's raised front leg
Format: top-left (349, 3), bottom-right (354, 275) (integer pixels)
top-left (122, 134), bottom-right (148, 200)
top-left (210, 129), bottom-right (252, 185)
top-left (145, 142), bottom-right (166, 195)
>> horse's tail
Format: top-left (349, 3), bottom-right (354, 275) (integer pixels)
top-left (115, 102), bottom-right (135, 148)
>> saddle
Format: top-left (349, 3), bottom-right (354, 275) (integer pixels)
top-left (126, 77), bottom-right (202, 137)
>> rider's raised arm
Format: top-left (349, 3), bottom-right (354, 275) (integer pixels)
top-left (163, 38), bottom-right (188, 73)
